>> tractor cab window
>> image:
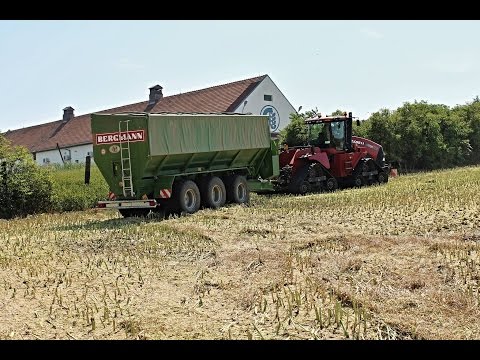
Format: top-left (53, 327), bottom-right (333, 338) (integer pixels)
top-left (309, 121), bottom-right (346, 150)
top-left (330, 121), bottom-right (345, 150)
top-left (310, 123), bottom-right (332, 148)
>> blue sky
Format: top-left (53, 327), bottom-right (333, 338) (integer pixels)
top-left (1, 20), bottom-right (479, 131)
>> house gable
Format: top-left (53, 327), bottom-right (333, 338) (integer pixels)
top-left (234, 75), bottom-right (297, 132)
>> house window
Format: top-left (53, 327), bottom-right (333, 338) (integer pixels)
top-left (62, 149), bottom-right (71, 162)
top-left (43, 158), bottom-right (50, 164)
top-left (264, 94), bottom-right (273, 102)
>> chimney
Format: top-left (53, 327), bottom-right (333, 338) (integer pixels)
top-left (148, 85), bottom-right (163, 104)
top-left (63, 106), bottom-right (74, 122)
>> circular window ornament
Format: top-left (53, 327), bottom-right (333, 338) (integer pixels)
top-left (261, 105), bottom-right (280, 132)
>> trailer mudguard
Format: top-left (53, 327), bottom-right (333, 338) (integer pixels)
top-left (153, 176), bottom-right (175, 199)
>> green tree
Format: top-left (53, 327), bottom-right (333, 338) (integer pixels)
top-left (454, 97), bottom-right (480, 164)
top-left (0, 134), bottom-right (53, 219)
top-left (362, 109), bottom-right (399, 164)
top-left (388, 102), bottom-right (445, 170)
top-left (279, 111), bottom-right (311, 146)
top-left (330, 109), bottom-right (347, 116)
top-left (438, 109), bottom-right (472, 166)
top-left (352, 118), bottom-right (371, 138)
top-left (359, 101), bottom-right (475, 171)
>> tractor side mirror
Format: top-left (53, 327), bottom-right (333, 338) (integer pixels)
top-left (356, 119), bottom-right (361, 127)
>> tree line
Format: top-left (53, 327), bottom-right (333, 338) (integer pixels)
top-left (279, 98), bottom-right (480, 172)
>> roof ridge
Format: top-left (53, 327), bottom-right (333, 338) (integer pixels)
top-left (97, 101), bottom-right (148, 115)
top-left (165, 74), bottom-right (267, 99)
top-left (63, 75), bottom-right (267, 119)
top-left (5, 75), bottom-right (268, 133)
top-left (11, 100), bottom-right (151, 129)
top-left (2, 119), bottom-right (63, 134)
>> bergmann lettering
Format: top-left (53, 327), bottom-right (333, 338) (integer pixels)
top-left (95, 130), bottom-right (145, 145)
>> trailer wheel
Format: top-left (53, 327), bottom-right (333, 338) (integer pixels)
top-left (200, 176), bottom-right (226, 209)
top-left (176, 180), bottom-right (201, 214)
top-left (326, 177), bottom-right (338, 191)
top-left (225, 175), bottom-right (250, 204)
top-left (378, 171), bottom-right (389, 184)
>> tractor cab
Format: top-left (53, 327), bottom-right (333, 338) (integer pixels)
top-left (304, 112), bottom-right (365, 180)
top-left (305, 111), bottom-right (359, 155)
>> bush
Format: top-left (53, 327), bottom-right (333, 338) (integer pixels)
top-left (0, 135), bottom-right (53, 219)
top-left (279, 112), bottom-right (309, 146)
top-left (47, 162), bottom-right (109, 212)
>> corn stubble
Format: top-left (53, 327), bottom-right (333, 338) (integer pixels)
top-left (0, 165), bottom-right (480, 339)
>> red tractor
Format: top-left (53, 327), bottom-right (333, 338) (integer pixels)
top-left (275, 112), bottom-right (389, 194)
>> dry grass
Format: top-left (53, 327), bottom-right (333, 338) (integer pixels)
top-left (1, 165), bottom-right (480, 339)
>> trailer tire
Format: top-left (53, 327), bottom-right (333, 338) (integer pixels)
top-left (225, 175), bottom-right (250, 204)
top-left (175, 180), bottom-right (201, 214)
top-left (200, 176), bottom-right (226, 209)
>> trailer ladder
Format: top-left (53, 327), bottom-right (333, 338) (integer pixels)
top-left (119, 120), bottom-right (134, 197)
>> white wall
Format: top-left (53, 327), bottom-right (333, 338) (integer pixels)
top-left (234, 75), bottom-right (297, 133)
top-left (35, 149), bottom-right (62, 166)
top-left (35, 143), bottom-right (94, 166)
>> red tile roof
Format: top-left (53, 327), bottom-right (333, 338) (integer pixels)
top-left (4, 75), bottom-right (266, 152)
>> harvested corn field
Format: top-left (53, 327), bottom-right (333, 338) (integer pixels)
top-left (1, 166), bottom-right (480, 339)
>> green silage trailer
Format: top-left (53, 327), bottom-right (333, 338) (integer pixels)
top-left (92, 112), bottom-right (279, 217)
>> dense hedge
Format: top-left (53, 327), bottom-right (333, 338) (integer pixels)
top-left (0, 136), bottom-right (53, 219)
top-left (0, 135), bottom-right (108, 219)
